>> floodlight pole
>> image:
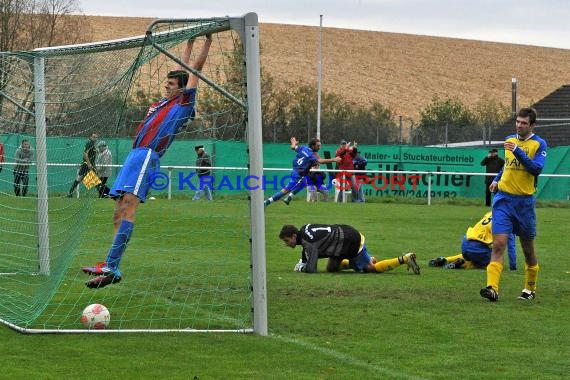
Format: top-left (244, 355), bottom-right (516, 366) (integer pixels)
top-left (316, 15), bottom-right (323, 140)
top-left (511, 77), bottom-right (517, 121)
top-left (399, 116), bottom-right (403, 144)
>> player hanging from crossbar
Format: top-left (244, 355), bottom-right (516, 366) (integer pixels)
top-left (82, 35), bottom-right (212, 289)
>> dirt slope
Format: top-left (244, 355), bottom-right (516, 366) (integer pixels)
top-left (86, 16), bottom-right (570, 120)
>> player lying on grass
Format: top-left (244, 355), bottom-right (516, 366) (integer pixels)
top-left (279, 223), bottom-right (420, 274)
top-left (81, 35), bottom-right (212, 289)
top-left (264, 137), bottom-right (339, 207)
top-left (428, 211), bottom-right (517, 270)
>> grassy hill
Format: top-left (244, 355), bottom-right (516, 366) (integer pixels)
top-left (85, 15), bottom-right (570, 121)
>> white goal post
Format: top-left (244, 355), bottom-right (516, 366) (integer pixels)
top-left (0, 13), bottom-right (267, 335)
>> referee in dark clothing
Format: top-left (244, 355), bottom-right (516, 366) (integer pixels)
top-left (480, 148), bottom-right (504, 206)
top-left (68, 132), bottom-right (98, 197)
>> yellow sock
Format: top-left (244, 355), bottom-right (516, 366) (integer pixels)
top-left (374, 257), bottom-right (402, 273)
top-left (486, 261), bottom-right (503, 292)
top-left (462, 261), bottom-right (475, 269)
top-left (445, 254), bottom-right (463, 262)
top-left (524, 263), bottom-right (539, 291)
top-left (340, 259), bottom-right (350, 270)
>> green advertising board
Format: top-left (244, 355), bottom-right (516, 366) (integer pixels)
top-left (1, 135), bottom-right (568, 200)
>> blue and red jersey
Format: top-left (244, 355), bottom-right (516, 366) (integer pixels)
top-left (133, 88), bottom-right (197, 157)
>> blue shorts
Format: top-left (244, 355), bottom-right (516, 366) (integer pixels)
top-left (492, 191), bottom-right (536, 240)
top-left (461, 235), bottom-right (491, 267)
top-left (110, 148), bottom-right (160, 203)
top-left (349, 243), bottom-right (373, 272)
top-left (283, 171), bottom-right (305, 192)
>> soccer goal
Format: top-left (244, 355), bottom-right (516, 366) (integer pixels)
top-left (0, 13), bottom-right (266, 334)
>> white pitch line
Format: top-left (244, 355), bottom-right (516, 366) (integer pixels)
top-left (271, 333), bottom-right (427, 380)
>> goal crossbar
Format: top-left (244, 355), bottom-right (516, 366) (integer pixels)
top-left (33, 18), bottom-right (230, 56)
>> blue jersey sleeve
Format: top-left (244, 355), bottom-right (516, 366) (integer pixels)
top-left (512, 137), bottom-right (547, 176)
top-left (493, 167), bottom-right (504, 183)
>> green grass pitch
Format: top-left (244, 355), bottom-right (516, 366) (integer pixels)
top-left (1, 199), bottom-right (569, 379)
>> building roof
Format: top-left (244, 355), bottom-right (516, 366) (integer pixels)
top-left (494, 84), bottom-right (570, 147)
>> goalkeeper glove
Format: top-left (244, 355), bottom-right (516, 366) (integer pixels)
top-left (294, 259), bottom-right (306, 272)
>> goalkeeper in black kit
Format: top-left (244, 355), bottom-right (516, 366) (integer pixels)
top-left (279, 224), bottom-right (420, 274)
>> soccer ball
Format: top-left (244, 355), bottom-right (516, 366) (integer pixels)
top-left (81, 303), bottom-right (110, 329)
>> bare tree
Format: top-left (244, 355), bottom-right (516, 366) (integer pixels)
top-left (1, 0), bottom-right (91, 51)
top-left (0, 0), bottom-right (29, 52)
top-left (0, 0), bottom-right (91, 133)
top-left (23, 0), bottom-right (91, 49)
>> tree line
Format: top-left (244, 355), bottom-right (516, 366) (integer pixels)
top-left (259, 81), bottom-right (511, 146)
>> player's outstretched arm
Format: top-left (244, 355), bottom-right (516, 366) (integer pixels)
top-left (318, 156), bottom-right (340, 164)
top-left (187, 35), bottom-right (212, 89)
top-left (290, 137), bottom-right (298, 150)
top-left (177, 39), bottom-right (195, 71)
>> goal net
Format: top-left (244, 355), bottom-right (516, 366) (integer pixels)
top-left (0, 14), bottom-right (266, 334)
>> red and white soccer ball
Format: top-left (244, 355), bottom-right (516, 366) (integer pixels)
top-left (81, 303), bottom-right (110, 329)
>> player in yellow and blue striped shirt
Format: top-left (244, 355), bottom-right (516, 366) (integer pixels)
top-left (428, 211), bottom-right (516, 270)
top-left (480, 108), bottom-right (547, 302)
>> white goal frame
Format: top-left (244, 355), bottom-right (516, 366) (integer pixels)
top-left (3, 13), bottom-right (267, 336)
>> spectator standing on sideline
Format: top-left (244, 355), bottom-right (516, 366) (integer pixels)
top-left (428, 211), bottom-right (517, 270)
top-left (335, 140), bottom-right (357, 202)
top-left (13, 139), bottom-right (34, 196)
top-left (95, 141), bottom-right (112, 198)
top-left (352, 149), bottom-right (367, 203)
top-left (305, 138), bottom-right (339, 202)
top-left (480, 148), bottom-right (504, 206)
top-left (192, 145), bottom-right (213, 201)
top-left (306, 160), bottom-right (328, 202)
top-left (279, 223), bottom-right (420, 275)
top-left (81, 35), bottom-right (212, 289)
top-left (68, 132), bottom-right (98, 197)
top-left (480, 108), bottom-right (547, 302)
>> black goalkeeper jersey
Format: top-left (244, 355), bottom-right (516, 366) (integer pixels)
top-left (298, 224), bottom-right (362, 273)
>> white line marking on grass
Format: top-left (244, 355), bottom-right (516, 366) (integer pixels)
top-left (270, 334), bottom-right (427, 380)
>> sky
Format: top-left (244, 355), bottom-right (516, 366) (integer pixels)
top-left (79, 0), bottom-right (570, 50)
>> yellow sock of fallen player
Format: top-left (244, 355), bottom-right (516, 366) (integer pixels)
top-left (486, 261), bottom-right (503, 292)
top-left (445, 254), bottom-right (463, 262)
top-left (374, 257), bottom-right (402, 273)
top-left (524, 263), bottom-right (539, 291)
top-left (462, 261), bottom-right (475, 269)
